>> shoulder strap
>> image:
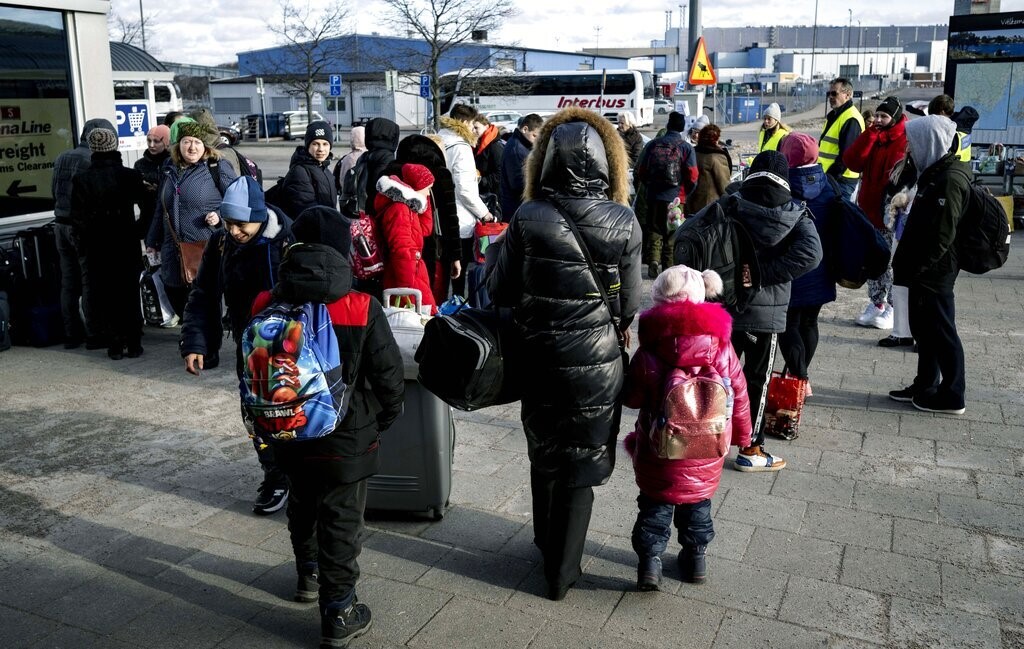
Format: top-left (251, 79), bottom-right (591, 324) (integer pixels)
top-left (206, 158), bottom-right (226, 196)
top-left (550, 198), bottom-right (624, 348)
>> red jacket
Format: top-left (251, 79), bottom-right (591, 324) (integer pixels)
top-left (374, 175), bottom-right (437, 312)
top-left (623, 299), bottom-right (752, 504)
top-left (843, 115), bottom-right (907, 230)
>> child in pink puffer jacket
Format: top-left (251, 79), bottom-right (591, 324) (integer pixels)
top-left (623, 265), bottom-right (752, 590)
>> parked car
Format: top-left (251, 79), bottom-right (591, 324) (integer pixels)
top-left (282, 110), bottom-right (326, 140)
top-left (217, 121), bottom-right (241, 146)
top-left (481, 110), bottom-right (523, 132)
top-left (655, 98), bottom-right (673, 114)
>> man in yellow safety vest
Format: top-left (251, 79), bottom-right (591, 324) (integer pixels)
top-left (818, 78), bottom-right (864, 200)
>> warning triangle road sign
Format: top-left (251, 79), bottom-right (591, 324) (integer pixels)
top-left (688, 37), bottom-right (717, 85)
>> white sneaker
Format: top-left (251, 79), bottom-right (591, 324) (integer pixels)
top-left (855, 303), bottom-right (883, 326)
top-left (867, 304), bottom-right (894, 330)
top-left (160, 314), bottom-right (181, 328)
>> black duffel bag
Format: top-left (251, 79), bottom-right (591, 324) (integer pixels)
top-left (414, 306), bottom-right (520, 411)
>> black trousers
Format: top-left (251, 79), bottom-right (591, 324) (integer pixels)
top-left (730, 330), bottom-right (778, 447)
top-left (286, 472), bottom-right (367, 608)
top-left (530, 467), bottom-right (594, 591)
top-left (449, 237), bottom-right (475, 299)
top-left (908, 285), bottom-right (965, 403)
top-left (54, 223), bottom-right (92, 341)
top-left (779, 304), bottom-right (823, 379)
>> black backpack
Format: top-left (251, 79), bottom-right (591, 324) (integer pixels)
top-left (951, 169), bottom-right (1011, 274)
top-left (822, 177), bottom-right (891, 289)
top-left (641, 137), bottom-right (682, 186)
top-left (264, 176), bottom-right (286, 209)
top-left (673, 195), bottom-right (760, 312)
top-left (338, 156), bottom-right (369, 218)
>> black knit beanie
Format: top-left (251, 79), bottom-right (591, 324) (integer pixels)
top-left (666, 111), bottom-right (687, 133)
top-left (740, 150), bottom-right (792, 207)
top-left (292, 206), bottom-right (351, 256)
top-left (876, 96), bottom-right (903, 124)
top-left (305, 121), bottom-right (333, 148)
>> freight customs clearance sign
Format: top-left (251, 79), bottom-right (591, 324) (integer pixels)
top-left (0, 98), bottom-right (75, 201)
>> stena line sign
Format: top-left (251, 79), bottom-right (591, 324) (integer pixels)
top-left (555, 96), bottom-right (628, 109)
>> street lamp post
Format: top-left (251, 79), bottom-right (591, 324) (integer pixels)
top-left (810, 0), bottom-right (818, 86)
top-left (846, 9), bottom-right (852, 71)
top-left (139, 0), bottom-right (146, 51)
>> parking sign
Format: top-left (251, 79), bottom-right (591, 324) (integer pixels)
top-left (115, 102), bottom-right (149, 138)
top-left (329, 74), bottom-right (342, 85)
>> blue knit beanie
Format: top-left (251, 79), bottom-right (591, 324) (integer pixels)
top-left (220, 176), bottom-right (268, 223)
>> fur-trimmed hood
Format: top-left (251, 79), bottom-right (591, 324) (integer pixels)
top-left (637, 299), bottom-right (733, 368)
top-left (523, 107), bottom-right (630, 206)
top-left (375, 175), bottom-right (428, 214)
top-left (439, 116), bottom-right (477, 147)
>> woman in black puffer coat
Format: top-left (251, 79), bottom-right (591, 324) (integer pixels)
top-left (383, 134), bottom-right (460, 303)
top-left (488, 106), bottom-right (642, 601)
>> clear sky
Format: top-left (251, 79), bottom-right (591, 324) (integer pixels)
top-left (112, 0), bottom-right (1024, 67)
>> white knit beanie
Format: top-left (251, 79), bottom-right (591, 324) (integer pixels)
top-left (652, 265), bottom-right (723, 305)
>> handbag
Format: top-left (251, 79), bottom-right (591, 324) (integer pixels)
top-left (764, 371), bottom-right (808, 441)
top-left (415, 304), bottom-right (520, 411)
top-left (474, 221), bottom-right (508, 264)
top-left (162, 190), bottom-right (207, 286)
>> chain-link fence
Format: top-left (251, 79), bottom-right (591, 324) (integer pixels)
top-left (708, 78), bottom-right (906, 126)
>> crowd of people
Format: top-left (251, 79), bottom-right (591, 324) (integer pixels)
top-left (47, 82), bottom-right (977, 646)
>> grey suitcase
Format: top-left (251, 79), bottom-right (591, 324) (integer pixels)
top-left (366, 380), bottom-right (454, 520)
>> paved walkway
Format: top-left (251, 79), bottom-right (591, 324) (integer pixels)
top-left (2, 240), bottom-right (1024, 648)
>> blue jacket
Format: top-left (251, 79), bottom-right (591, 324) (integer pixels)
top-left (788, 164), bottom-right (836, 308)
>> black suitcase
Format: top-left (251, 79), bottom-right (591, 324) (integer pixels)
top-left (10, 226), bottom-right (62, 347)
top-left (366, 380), bottom-right (454, 520)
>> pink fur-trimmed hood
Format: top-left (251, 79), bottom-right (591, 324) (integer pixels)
top-left (637, 300), bottom-right (733, 368)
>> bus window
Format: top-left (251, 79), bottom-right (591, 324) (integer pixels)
top-left (154, 85), bottom-right (171, 103)
top-left (114, 82), bottom-right (145, 101)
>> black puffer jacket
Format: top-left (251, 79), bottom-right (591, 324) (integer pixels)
top-left (179, 206), bottom-right (294, 366)
top-left (488, 107), bottom-right (642, 488)
top-left (70, 151), bottom-right (147, 268)
top-left (363, 118), bottom-right (400, 215)
top-left (280, 146), bottom-right (337, 219)
top-left (386, 134), bottom-right (461, 263)
top-left (268, 242), bottom-right (405, 483)
top-left (725, 193), bottom-right (822, 333)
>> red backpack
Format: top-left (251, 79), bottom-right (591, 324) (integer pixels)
top-left (350, 211), bottom-right (384, 280)
top-left (650, 364), bottom-right (733, 460)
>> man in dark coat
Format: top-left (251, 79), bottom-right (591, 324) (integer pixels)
top-left (51, 117), bottom-right (116, 348)
top-left (180, 176), bottom-right (295, 515)
top-left (280, 121), bottom-right (338, 219)
top-left (362, 118), bottom-right (400, 215)
top-left (889, 115), bottom-right (971, 414)
top-left (488, 106), bottom-right (642, 601)
top-left (253, 206), bottom-right (404, 648)
top-left (68, 128), bottom-right (148, 359)
top-left (635, 111), bottom-right (699, 278)
top-left (705, 151), bottom-right (822, 472)
top-left (499, 113), bottom-right (542, 220)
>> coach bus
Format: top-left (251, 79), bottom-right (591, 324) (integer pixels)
top-left (438, 69), bottom-right (656, 126)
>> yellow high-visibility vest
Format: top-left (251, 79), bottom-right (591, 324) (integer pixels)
top-left (819, 105), bottom-right (865, 179)
top-left (758, 126), bottom-right (790, 152)
top-left (956, 131), bottom-right (972, 162)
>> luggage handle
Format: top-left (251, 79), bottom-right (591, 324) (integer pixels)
top-left (383, 288), bottom-right (424, 314)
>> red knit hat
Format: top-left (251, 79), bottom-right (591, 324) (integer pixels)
top-left (779, 132), bottom-right (819, 168)
top-left (402, 163), bottom-right (434, 191)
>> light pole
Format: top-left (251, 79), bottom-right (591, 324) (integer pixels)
top-left (594, 25), bottom-right (601, 68)
top-left (857, 20), bottom-right (862, 79)
top-left (810, 0), bottom-right (818, 86)
top-left (139, 0), bottom-right (146, 51)
top-left (846, 9), bottom-right (852, 71)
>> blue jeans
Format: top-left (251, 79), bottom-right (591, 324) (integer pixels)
top-left (631, 494), bottom-right (714, 558)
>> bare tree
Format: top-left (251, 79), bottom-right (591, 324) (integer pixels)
top-left (254, 0), bottom-right (351, 122)
top-left (379, 0), bottom-right (517, 128)
top-left (107, 9), bottom-right (157, 52)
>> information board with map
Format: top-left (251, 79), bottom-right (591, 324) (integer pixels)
top-left (947, 11), bottom-right (1024, 145)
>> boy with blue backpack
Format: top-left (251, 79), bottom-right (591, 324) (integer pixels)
top-left (242, 206), bottom-right (404, 648)
top-left (622, 265), bottom-right (752, 590)
top-left (180, 176), bottom-right (295, 515)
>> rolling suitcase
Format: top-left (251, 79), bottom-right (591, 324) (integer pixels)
top-left (10, 226), bottom-right (62, 347)
top-left (366, 380), bottom-right (455, 520)
top-left (382, 288), bottom-right (430, 379)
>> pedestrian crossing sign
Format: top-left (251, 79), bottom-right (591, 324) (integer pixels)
top-left (688, 37), bottom-right (716, 85)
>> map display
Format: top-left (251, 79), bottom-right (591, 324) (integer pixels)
top-left (955, 62), bottom-right (1013, 131)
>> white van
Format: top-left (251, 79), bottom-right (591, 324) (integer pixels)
top-left (282, 110), bottom-right (326, 140)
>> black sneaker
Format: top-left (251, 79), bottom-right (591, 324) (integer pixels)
top-left (295, 571), bottom-right (319, 603)
top-left (912, 393), bottom-right (965, 415)
top-left (878, 335), bottom-right (914, 348)
top-left (253, 482), bottom-right (288, 515)
top-left (320, 602), bottom-right (372, 648)
top-left (888, 386), bottom-right (917, 403)
top-left (679, 545), bottom-right (707, 584)
top-left (125, 345), bottom-right (144, 358)
top-left (637, 555), bottom-right (662, 592)
top-left (107, 347), bottom-right (124, 361)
